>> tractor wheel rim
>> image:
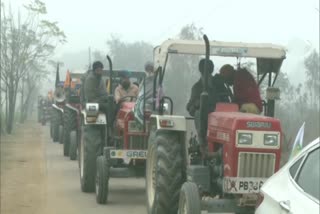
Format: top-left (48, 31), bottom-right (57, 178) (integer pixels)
top-left (147, 149), bottom-right (156, 207)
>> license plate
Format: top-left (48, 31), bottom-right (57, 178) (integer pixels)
top-left (223, 177), bottom-right (266, 194)
top-left (110, 150), bottom-right (147, 159)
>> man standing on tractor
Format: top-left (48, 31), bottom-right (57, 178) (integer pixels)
top-left (84, 61), bottom-right (108, 110)
top-left (114, 71), bottom-right (139, 104)
top-left (219, 64), bottom-right (262, 114)
top-left (134, 61), bottom-right (155, 125)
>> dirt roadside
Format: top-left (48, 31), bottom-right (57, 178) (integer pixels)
top-left (0, 120), bottom-right (47, 214)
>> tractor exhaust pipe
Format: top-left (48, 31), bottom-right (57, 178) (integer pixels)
top-left (199, 35), bottom-right (210, 149)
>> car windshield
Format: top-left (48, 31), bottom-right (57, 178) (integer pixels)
top-left (296, 147), bottom-right (320, 201)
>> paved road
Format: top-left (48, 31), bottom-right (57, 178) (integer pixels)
top-left (43, 125), bottom-right (147, 214)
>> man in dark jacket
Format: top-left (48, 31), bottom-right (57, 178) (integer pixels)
top-left (84, 61), bottom-right (108, 110)
top-left (186, 59), bottom-right (230, 117)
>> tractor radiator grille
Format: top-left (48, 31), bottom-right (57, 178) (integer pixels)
top-left (128, 136), bottom-right (147, 150)
top-left (237, 152), bottom-right (275, 177)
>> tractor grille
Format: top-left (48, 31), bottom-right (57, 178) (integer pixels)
top-left (237, 152), bottom-right (275, 177)
top-left (128, 136), bottom-right (147, 150)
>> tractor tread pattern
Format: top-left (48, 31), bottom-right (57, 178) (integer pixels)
top-left (153, 132), bottom-right (184, 214)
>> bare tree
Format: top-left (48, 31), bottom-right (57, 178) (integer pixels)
top-left (0, 0), bottom-right (66, 134)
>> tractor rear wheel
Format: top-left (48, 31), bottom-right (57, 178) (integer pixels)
top-left (96, 155), bottom-right (109, 204)
top-left (59, 125), bottom-right (63, 144)
top-left (52, 110), bottom-right (60, 143)
top-left (63, 110), bottom-right (71, 156)
top-left (63, 110), bottom-right (77, 156)
top-left (79, 126), bottom-right (102, 192)
top-left (178, 182), bottom-right (201, 214)
top-left (146, 131), bottom-right (185, 214)
top-left (69, 130), bottom-right (78, 160)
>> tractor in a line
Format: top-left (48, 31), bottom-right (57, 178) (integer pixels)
top-left (145, 35), bottom-right (286, 214)
top-left (50, 64), bottom-right (66, 143)
top-left (77, 62), bottom-right (149, 205)
top-left (62, 71), bottom-right (83, 159)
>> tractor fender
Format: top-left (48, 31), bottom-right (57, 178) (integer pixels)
top-left (52, 104), bottom-right (64, 114)
top-left (150, 115), bottom-right (187, 131)
top-left (66, 103), bottom-right (79, 115)
top-left (81, 110), bottom-right (107, 125)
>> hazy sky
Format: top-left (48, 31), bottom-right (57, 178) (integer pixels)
top-left (5, 0), bottom-right (320, 89)
top-left (8, 0), bottom-right (319, 57)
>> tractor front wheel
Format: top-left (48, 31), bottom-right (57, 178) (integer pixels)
top-left (69, 130), bottom-right (78, 160)
top-left (178, 182), bottom-right (201, 214)
top-left (79, 126), bottom-right (102, 192)
top-left (146, 131), bottom-right (184, 214)
top-left (95, 155), bottom-right (109, 204)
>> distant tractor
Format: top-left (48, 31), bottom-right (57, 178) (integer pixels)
top-left (62, 72), bottom-right (82, 159)
top-left (50, 64), bottom-right (66, 143)
top-left (145, 35), bottom-right (286, 214)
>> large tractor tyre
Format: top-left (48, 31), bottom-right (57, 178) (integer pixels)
top-left (79, 126), bottom-right (102, 193)
top-left (96, 156), bottom-right (109, 204)
top-left (146, 131), bottom-right (185, 214)
top-left (63, 111), bottom-right (71, 156)
top-left (58, 125), bottom-right (64, 144)
top-left (52, 111), bottom-right (60, 143)
top-left (178, 182), bottom-right (201, 214)
top-left (69, 130), bottom-right (78, 160)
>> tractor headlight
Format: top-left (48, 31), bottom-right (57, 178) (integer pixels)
top-left (264, 134), bottom-right (278, 146)
top-left (86, 103), bottom-right (99, 117)
top-left (238, 133), bottom-right (253, 145)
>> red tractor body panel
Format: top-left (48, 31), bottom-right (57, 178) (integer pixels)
top-left (207, 104), bottom-right (282, 179)
top-left (116, 102), bottom-right (149, 150)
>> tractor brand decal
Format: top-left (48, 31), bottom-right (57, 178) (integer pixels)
top-left (223, 177), bottom-right (266, 194)
top-left (216, 131), bottom-right (230, 141)
top-left (110, 150), bottom-right (147, 159)
top-left (246, 121), bottom-right (272, 129)
top-left (212, 47), bottom-right (248, 56)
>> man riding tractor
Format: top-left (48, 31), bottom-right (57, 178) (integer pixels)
top-left (78, 57), bottom-right (149, 204)
top-left (145, 36), bottom-right (286, 214)
top-left (78, 61), bottom-right (108, 192)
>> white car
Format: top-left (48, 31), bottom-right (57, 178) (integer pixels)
top-left (255, 137), bottom-right (320, 214)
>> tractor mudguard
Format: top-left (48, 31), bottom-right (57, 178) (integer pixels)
top-left (81, 110), bottom-right (107, 125)
top-left (150, 115), bottom-right (187, 131)
top-left (66, 103), bottom-right (79, 115)
top-left (52, 104), bottom-right (64, 114)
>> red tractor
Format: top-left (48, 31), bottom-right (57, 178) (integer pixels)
top-left (78, 57), bottom-right (148, 204)
top-left (145, 35), bottom-right (286, 214)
